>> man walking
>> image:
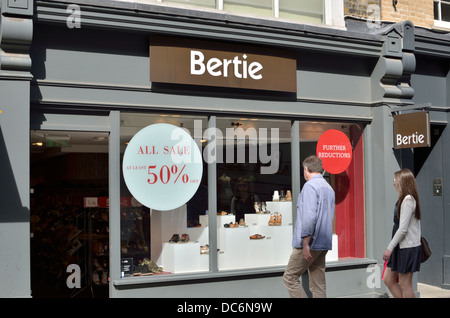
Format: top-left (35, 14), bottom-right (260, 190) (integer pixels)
top-left (283, 155), bottom-right (335, 298)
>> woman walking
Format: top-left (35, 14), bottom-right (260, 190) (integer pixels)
top-left (382, 168), bottom-right (422, 298)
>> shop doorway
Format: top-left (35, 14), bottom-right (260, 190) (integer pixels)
top-left (30, 129), bottom-right (110, 298)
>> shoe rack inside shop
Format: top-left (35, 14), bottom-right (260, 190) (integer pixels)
top-left (84, 197), bottom-right (153, 281)
top-left (30, 151), bottom-right (109, 297)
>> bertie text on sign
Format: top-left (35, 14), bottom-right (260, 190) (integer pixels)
top-left (393, 112), bottom-right (430, 149)
top-left (150, 36), bottom-right (297, 93)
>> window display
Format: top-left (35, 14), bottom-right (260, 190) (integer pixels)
top-left (119, 114), bottom-right (366, 278)
top-left (120, 113), bottom-right (209, 276)
top-left (30, 116), bottom-right (366, 294)
top-left (215, 117), bottom-right (293, 269)
top-left (300, 122), bottom-right (365, 259)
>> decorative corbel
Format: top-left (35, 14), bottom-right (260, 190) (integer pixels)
top-left (0, 0), bottom-right (34, 78)
top-left (372, 20), bottom-right (416, 103)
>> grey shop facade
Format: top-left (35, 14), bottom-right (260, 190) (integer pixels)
top-left (1, 0), bottom-right (450, 298)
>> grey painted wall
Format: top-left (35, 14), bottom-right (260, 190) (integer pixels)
top-left (0, 80), bottom-right (31, 297)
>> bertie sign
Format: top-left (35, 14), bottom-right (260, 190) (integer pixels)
top-left (393, 112), bottom-right (430, 149)
top-left (150, 36), bottom-right (297, 93)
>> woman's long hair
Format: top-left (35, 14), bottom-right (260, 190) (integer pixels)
top-left (395, 168), bottom-right (421, 220)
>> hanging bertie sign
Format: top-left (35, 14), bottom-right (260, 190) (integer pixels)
top-left (393, 111), bottom-right (430, 149)
top-left (122, 124), bottom-right (203, 211)
top-left (316, 129), bottom-right (352, 175)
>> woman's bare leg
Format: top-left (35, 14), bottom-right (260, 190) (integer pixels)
top-left (383, 267), bottom-right (403, 298)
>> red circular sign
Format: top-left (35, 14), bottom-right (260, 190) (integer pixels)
top-left (316, 129), bottom-right (352, 174)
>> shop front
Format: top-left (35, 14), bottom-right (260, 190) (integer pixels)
top-left (4, 0), bottom-right (449, 298)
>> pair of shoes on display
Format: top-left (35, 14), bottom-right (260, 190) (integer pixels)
top-left (133, 258), bottom-right (163, 275)
top-left (200, 245), bottom-right (209, 254)
top-left (224, 222), bottom-right (239, 228)
top-left (250, 234), bottom-right (265, 240)
top-left (255, 202), bottom-right (269, 214)
top-left (268, 212), bottom-right (282, 226)
top-left (169, 233), bottom-right (190, 243)
top-left (217, 211), bottom-right (228, 215)
top-left (92, 271), bottom-right (108, 285)
top-left (200, 244), bottom-right (220, 254)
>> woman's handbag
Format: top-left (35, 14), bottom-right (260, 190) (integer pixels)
top-left (421, 236), bottom-right (431, 263)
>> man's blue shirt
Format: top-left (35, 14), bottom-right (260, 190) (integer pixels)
top-left (292, 174), bottom-right (335, 250)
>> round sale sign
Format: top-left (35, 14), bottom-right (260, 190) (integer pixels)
top-left (316, 129), bottom-right (352, 175)
top-left (122, 123), bottom-right (203, 211)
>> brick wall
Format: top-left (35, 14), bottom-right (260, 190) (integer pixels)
top-left (381, 0), bottom-right (434, 28)
top-left (344, 0), bottom-right (434, 29)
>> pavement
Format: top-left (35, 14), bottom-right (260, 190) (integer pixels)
top-left (418, 283), bottom-right (450, 298)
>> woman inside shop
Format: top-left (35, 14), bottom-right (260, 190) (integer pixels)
top-left (382, 168), bottom-right (422, 298)
top-left (230, 178), bottom-right (260, 223)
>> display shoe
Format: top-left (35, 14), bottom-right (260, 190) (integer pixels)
top-left (285, 190), bottom-right (292, 201)
top-left (275, 212), bottom-right (282, 226)
top-left (254, 202), bottom-right (261, 213)
top-left (261, 202), bottom-right (267, 213)
top-left (180, 233), bottom-right (190, 243)
top-left (268, 212), bottom-right (276, 226)
top-left (250, 234), bottom-right (265, 240)
top-left (273, 190), bottom-right (280, 201)
top-left (200, 245), bottom-right (209, 254)
top-left (101, 271), bottom-right (108, 285)
top-left (239, 218), bottom-right (246, 226)
top-left (169, 234), bottom-right (180, 243)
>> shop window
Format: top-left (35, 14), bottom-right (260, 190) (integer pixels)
top-left (118, 115), bottom-right (365, 280)
top-left (163, 0), bottom-right (216, 8)
top-left (279, 0), bottom-right (324, 24)
top-left (300, 122), bottom-right (365, 260)
top-left (216, 117), bottom-right (292, 270)
top-left (434, 0), bottom-right (450, 28)
top-left (120, 113), bottom-right (209, 277)
top-left (147, 0), bottom-right (341, 26)
top-left (223, 0), bottom-right (273, 17)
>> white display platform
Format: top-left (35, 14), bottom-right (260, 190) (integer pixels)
top-left (265, 201), bottom-right (293, 225)
top-left (152, 202), bottom-right (338, 273)
top-left (217, 206), bottom-right (294, 270)
top-left (161, 242), bottom-right (208, 273)
top-left (199, 214), bottom-right (235, 228)
top-left (326, 234), bottom-right (339, 262)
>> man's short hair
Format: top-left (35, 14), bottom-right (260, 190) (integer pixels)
top-left (302, 155), bottom-right (323, 174)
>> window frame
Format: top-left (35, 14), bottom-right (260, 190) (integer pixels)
top-left (434, 0), bottom-right (450, 29)
top-left (155, 0), bottom-right (344, 27)
top-left (113, 114), bottom-right (368, 287)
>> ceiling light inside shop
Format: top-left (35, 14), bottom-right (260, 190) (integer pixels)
top-left (90, 136), bottom-right (109, 142)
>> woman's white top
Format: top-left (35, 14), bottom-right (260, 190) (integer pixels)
top-left (387, 195), bottom-right (421, 251)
